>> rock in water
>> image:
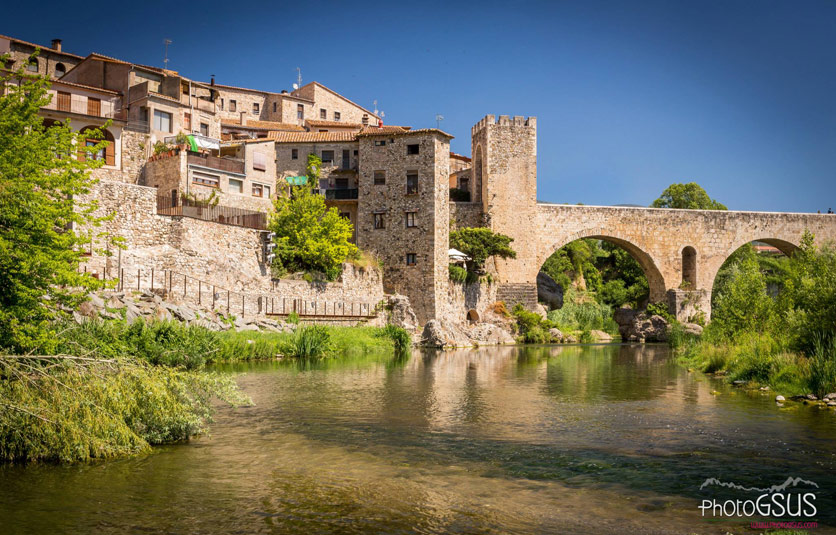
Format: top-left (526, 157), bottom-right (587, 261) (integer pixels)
top-left (548, 328), bottom-right (563, 343)
top-left (775, 395), bottom-right (786, 402)
top-left (589, 330), bottom-right (613, 342)
top-left (421, 320), bottom-right (471, 349)
top-left (614, 308), bottom-right (669, 342)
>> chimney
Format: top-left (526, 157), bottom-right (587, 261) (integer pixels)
top-left (378, 118), bottom-right (383, 128)
top-left (51, 39), bottom-right (62, 52)
top-left (210, 74), bottom-right (215, 86)
top-left (281, 90), bottom-right (288, 94)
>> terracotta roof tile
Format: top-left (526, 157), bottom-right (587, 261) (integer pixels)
top-left (305, 119), bottom-right (362, 128)
top-left (221, 118), bottom-right (305, 131)
top-left (270, 131), bottom-right (358, 143)
top-left (359, 125), bottom-right (411, 134)
top-left (50, 79), bottom-right (120, 95)
top-left (357, 127), bottom-right (453, 139)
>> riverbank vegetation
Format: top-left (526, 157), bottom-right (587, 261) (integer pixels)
top-left (675, 232), bottom-right (836, 397)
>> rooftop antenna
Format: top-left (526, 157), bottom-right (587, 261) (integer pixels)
top-left (163, 39), bottom-right (172, 69)
top-left (435, 114), bottom-right (444, 129)
top-left (373, 100), bottom-right (384, 120)
top-left (295, 67), bottom-right (302, 89)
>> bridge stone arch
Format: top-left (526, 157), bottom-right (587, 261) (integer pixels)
top-left (537, 228), bottom-right (669, 304)
top-left (702, 236), bottom-right (800, 305)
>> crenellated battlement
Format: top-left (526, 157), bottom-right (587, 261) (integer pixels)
top-left (471, 114), bottom-right (537, 136)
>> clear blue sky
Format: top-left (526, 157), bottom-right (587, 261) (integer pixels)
top-left (7, 0), bottom-right (836, 211)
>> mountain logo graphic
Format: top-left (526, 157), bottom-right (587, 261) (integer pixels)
top-left (699, 476), bottom-right (819, 493)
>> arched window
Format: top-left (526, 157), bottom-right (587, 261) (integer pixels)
top-left (78, 126), bottom-right (116, 166)
top-left (54, 63), bottom-right (66, 77)
top-left (682, 246), bottom-right (697, 288)
top-left (26, 58), bottom-right (39, 73)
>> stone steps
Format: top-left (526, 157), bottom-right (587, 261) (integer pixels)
top-left (496, 283), bottom-right (539, 309)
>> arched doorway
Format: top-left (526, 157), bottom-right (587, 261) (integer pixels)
top-left (79, 125), bottom-right (115, 166)
top-left (466, 309), bottom-right (480, 324)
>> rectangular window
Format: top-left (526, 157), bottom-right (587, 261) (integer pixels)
top-left (86, 139), bottom-right (104, 161)
top-left (87, 97), bottom-right (101, 116)
top-left (192, 171), bottom-right (219, 187)
top-left (407, 144), bottom-right (419, 155)
top-left (374, 140), bottom-right (386, 146)
top-left (183, 112), bottom-right (191, 131)
top-left (460, 177), bottom-right (469, 191)
top-left (228, 178), bottom-right (243, 194)
top-left (405, 211), bottom-right (416, 228)
top-left (373, 213), bottom-right (385, 229)
top-left (406, 173), bottom-right (418, 194)
top-left (200, 123), bottom-right (209, 136)
top-left (335, 178), bottom-right (349, 189)
top-left (291, 149), bottom-right (298, 160)
top-left (373, 170), bottom-right (385, 185)
top-left (230, 100), bottom-right (238, 112)
top-left (253, 151), bottom-right (267, 171)
top-left (264, 184), bottom-right (271, 197)
top-left (339, 212), bottom-right (351, 220)
top-left (252, 183), bottom-right (264, 197)
top-left (334, 111), bottom-right (340, 121)
top-left (253, 102), bottom-right (260, 114)
top-left (321, 150), bottom-right (334, 164)
top-left (320, 108), bottom-right (326, 119)
top-left (220, 98), bottom-right (224, 110)
top-left (273, 102), bottom-right (277, 113)
top-left (153, 109), bottom-right (172, 132)
top-left (297, 104), bottom-right (304, 120)
top-left (406, 253), bottom-right (417, 266)
top-left (56, 91), bottom-right (71, 112)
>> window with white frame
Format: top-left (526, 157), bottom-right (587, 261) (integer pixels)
top-left (405, 211), bottom-right (416, 228)
top-left (228, 178), bottom-right (243, 194)
top-left (192, 171), bottom-right (219, 187)
top-left (153, 109), bottom-right (172, 132)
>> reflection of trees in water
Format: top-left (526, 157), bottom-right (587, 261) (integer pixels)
top-left (539, 344), bottom-right (680, 402)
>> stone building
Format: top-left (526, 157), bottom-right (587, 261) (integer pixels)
top-left (0, 34), bottom-right (82, 78)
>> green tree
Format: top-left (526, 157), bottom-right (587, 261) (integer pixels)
top-left (651, 182), bottom-right (728, 210)
top-left (0, 56), bottom-right (113, 352)
top-left (306, 153), bottom-right (322, 183)
top-left (449, 227), bottom-right (516, 273)
top-left (268, 186), bottom-right (357, 280)
top-left (710, 253), bottom-right (775, 339)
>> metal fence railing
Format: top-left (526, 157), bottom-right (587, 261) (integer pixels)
top-left (85, 266), bottom-right (377, 320)
top-left (156, 195), bottom-right (268, 230)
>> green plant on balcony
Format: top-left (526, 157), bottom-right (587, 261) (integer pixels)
top-left (181, 189), bottom-right (220, 208)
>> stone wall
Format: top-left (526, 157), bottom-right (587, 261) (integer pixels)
top-left (445, 280), bottom-right (498, 324)
top-left (79, 179), bottom-right (383, 313)
top-left (449, 201), bottom-right (485, 230)
top-left (275, 141), bottom-right (359, 186)
top-left (293, 83), bottom-right (376, 125)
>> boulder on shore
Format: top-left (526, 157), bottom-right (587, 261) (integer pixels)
top-left (386, 294), bottom-right (419, 332)
top-left (589, 330), bottom-right (613, 342)
top-left (614, 307), bottom-right (669, 342)
top-left (537, 272), bottom-right (563, 310)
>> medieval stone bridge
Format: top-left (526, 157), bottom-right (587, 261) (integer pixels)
top-left (490, 203), bottom-right (836, 321)
top-left (470, 113), bottom-right (836, 321)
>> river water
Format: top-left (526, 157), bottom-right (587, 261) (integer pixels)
top-left (1, 344), bottom-right (835, 534)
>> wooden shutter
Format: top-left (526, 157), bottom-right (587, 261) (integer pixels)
top-left (183, 112), bottom-right (191, 130)
top-left (87, 97), bottom-right (101, 116)
top-left (105, 139), bottom-right (115, 166)
top-left (253, 151), bottom-right (266, 171)
top-left (57, 91), bottom-right (71, 112)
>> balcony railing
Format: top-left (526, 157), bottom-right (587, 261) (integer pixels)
top-left (43, 91), bottom-right (122, 119)
top-left (187, 152), bottom-right (245, 175)
top-left (324, 188), bottom-right (358, 200)
top-left (156, 195), bottom-right (267, 230)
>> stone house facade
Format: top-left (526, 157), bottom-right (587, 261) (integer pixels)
top-left (0, 34), bottom-right (82, 78)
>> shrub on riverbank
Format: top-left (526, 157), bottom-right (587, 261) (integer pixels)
top-left (0, 355), bottom-right (248, 463)
top-left (676, 233), bottom-right (836, 396)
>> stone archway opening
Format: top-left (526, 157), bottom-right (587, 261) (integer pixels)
top-left (709, 238), bottom-right (798, 312)
top-left (466, 309), bottom-right (480, 324)
top-left (681, 246), bottom-right (697, 289)
top-left (538, 235), bottom-right (665, 333)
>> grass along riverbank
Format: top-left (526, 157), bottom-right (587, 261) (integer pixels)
top-left (670, 234), bottom-right (836, 400)
top-left (0, 319), bottom-right (411, 464)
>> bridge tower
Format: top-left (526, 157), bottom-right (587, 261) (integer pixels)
top-left (471, 115), bottom-right (541, 305)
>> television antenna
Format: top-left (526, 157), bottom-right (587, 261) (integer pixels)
top-left (435, 114), bottom-right (444, 129)
top-left (373, 100), bottom-right (385, 119)
top-left (163, 39), bottom-right (172, 68)
top-left (295, 67), bottom-right (302, 89)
